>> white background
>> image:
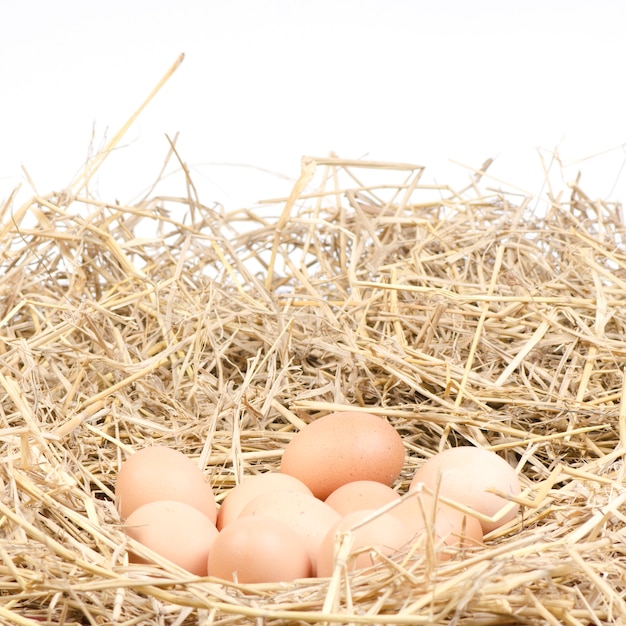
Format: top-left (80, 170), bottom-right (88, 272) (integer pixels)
top-left (2, 1), bottom-right (625, 212)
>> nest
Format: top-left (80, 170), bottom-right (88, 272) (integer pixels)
top-left (2, 143), bottom-right (626, 625)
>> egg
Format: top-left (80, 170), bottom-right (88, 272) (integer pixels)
top-left (207, 514), bottom-right (312, 583)
top-left (409, 447), bottom-right (521, 534)
top-left (115, 445), bottom-right (217, 523)
top-left (280, 411), bottom-right (405, 500)
top-left (392, 491), bottom-right (483, 561)
top-left (124, 500), bottom-right (219, 575)
top-left (216, 471), bottom-right (313, 530)
top-left (316, 508), bottom-right (414, 577)
top-left (239, 490), bottom-right (341, 575)
top-left (325, 480), bottom-right (401, 516)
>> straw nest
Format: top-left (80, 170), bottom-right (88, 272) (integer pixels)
top-left (2, 149), bottom-right (626, 626)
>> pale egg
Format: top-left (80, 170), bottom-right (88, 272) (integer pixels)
top-left (392, 491), bottom-right (483, 561)
top-left (207, 514), bottom-right (312, 583)
top-left (216, 471), bottom-right (313, 530)
top-left (316, 508), bottom-right (414, 577)
top-left (115, 445), bottom-right (217, 523)
top-left (410, 446), bottom-right (521, 534)
top-left (239, 489), bottom-right (341, 575)
top-left (124, 499), bottom-right (219, 575)
top-left (325, 480), bottom-right (401, 516)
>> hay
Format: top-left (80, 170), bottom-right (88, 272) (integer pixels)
top-left (2, 69), bottom-right (626, 626)
top-left (1, 151), bottom-right (625, 626)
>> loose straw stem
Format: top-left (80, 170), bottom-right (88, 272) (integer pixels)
top-left (69, 53), bottom-right (185, 195)
top-left (265, 157), bottom-right (316, 290)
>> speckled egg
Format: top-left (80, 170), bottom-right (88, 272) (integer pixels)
top-left (280, 411), bottom-right (405, 500)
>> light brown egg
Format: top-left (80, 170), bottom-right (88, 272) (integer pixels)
top-left (325, 480), bottom-right (401, 516)
top-left (409, 447), bottom-right (521, 534)
top-left (207, 514), bottom-right (312, 583)
top-left (124, 500), bottom-right (219, 576)
top-left (316, 508), bottom-right (414, 577)
top-left (239, 490), bottom-right (341, 575)
top-left (115, 445), bottom-right (217, 523)
top-left (216, 471), bottom-right (313, 530)
top-left (280, 411), bottom-right (405, 500)
top-left (392, 491), bottom-right (483, 561)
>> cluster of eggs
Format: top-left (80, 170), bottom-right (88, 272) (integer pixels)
top-left (116, 411), bottom-right (521, 582)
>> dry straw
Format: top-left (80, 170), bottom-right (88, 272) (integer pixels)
top-left (2, 58), bottom-right (626, 625)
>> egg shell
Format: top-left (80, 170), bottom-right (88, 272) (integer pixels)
top-left (316, 508), bottom-right (414, 577)
top-left (124, 500), bottom-right (219, 576)
top-left (410, 447), bottom-right (521, 534)
top-left (325, 480), bottom-right (401, 516)
top-left (392, 491), bottom-right (483, 561)
top-left (239, 489), bottom-right (341, 575)
top-left (116, 446), bottom-right (217, 523)
top-left (216, 472), bottom-right (313, 530)
top-left (280, 411), bottom-right (405, 500)
top-left (207, 514), bottom-right (312, 583)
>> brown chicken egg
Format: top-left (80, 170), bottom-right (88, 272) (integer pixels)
top-left (216, 471), bottom-right (313, 530)
top-left (239, 489), bottom-right (341, 575)
top-left (207, 514), bottom-right (312, 583)
top-left (280, 411), bottom-right (405, 500)
top-left (124, 500), bottom-right (219, 575)
top-left (410, 446), bottom-right (521, 534)
top-left (325, 480), bottom-right (401, 516)
top-left (116, 445), bottom-right (217, 523)
top-left (316, 508), bottom-right (414, 577)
